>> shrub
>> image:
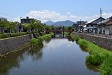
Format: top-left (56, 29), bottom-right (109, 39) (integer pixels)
top-left (86, 54), bottom-right (104, 66)
top-left (77, 37), bottom-right (112, 75)
top-left (30, 33), bottom-right (53, 47)
top-left (100, 57), bottom-right (112, 75)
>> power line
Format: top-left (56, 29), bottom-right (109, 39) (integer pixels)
top-left (0, 12), bottom-right (15, 18)
top-left (103, 9), bottom-right (112, 13)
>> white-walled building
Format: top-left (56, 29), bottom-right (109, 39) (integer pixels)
top-left (98, 17), bottom-right (112, 35)
top-left (86, 17), bottom-right (105, 33)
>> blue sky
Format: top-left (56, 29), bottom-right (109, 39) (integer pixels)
top-left (0, 0), bottom-right (112, 22)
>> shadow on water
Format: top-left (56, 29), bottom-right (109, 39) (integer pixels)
top-left (86, 63), bottom-right (99, 72)
top-left (0, 47), bottom-right (29, 75)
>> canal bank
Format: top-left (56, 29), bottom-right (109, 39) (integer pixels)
top-left (0, 34), bottom-right (32, 56)
top-left (76, 33), bottom-right (112, 50)
top-left (74, 33), bottom-right (112, 75)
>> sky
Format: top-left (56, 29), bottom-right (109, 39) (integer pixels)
top-left (0, 0), bottom-right (112, 23)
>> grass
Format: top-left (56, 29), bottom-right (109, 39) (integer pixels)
top-left (67, 34), bottom-right (75, 42)
top-left (0, 32), bottom-right (28, 39)
top-left (30, 33), bottom-right (54, 48)
top-left (71, 34), bottom-right (112, 75)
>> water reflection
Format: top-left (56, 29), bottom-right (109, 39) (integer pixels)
top-left (0, 48), bottom-right (28, 75)
top-left (0, 38), bottom-right (98, 75)
top-left (0, 39), bottom-right (51, 75)
top-left (28, 44), bottom-right (43, 61)
top-left (86, 63), bottom-right (99, 72)
top-left (67, 36), bottom-right (75, 42)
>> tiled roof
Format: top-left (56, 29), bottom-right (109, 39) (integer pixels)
top-left (98, 16), bottom-right (112, 26)
top-left (97, 18), bottom-right (110, 25)
top-left (86, 17), bottom-right (105, 25)
top-left (107, 21), bottom-right (112, 25)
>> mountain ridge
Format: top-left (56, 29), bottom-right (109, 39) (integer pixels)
top-left (44, 20), bottom-right (75, 26)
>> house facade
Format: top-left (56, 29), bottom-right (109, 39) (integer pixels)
top-left (86, 17), bottom-right (105, 33)
top-left (98, 17), bottom-right (112, 35)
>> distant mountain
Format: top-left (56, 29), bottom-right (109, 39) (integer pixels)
top-left (45, 20), bottom-right (75, 27)
top-left (45, 21), bottom-right (55, 25)
top-left (54, 20), bottom-right (75, 26)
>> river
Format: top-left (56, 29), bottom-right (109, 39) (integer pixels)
top-left (0, 38), bottom-right (98, 75)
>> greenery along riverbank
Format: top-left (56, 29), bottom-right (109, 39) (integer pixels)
top-left (71, 34), bottom-right (112, 75)
top-left (0, 32), bottom-right (28, 39)
top-left (30, 33), bottom-right (54, 48)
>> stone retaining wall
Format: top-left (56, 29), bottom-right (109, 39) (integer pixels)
top-left (76, 33), bottom-right (112, 50)
top-left (0, 34), bottom-right (32, 55)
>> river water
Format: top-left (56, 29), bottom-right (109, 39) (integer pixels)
top-left (0, 38), bottom-right (98, 75)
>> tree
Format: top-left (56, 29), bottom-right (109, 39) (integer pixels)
top-left (23, 23), bottom-right (31, 33)
top-left (29, 19), bottom-right (43, 33)
top-left (14, 22), bottom-right (20, 33)
top-left (6, 21), bottom-right (17, 33)
top-left (65, 26), bottom-right (73, 30)
top-left (0, 20), bottom-right (7, 33)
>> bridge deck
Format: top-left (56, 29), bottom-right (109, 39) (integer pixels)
top-left (46, 30), bottom-right (71, 32)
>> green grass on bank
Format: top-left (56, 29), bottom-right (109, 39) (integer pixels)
top-left (74, 35), bottom-right (112, 75)
top-left (30, 33), bottom-right (54, 47)
top-left (0, 32), bottom-right (28, 39)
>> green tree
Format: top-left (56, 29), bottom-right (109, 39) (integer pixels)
top-left (6, 21), bottom-right (17, 33)
top-left (0, 20), bottom-right (7, 33)
top-left (65, 26), bottom-right (73, 30)
top-left (30, 19), bottom-right (43, 33)
top-left (23, 23), bottom-right (31, 33)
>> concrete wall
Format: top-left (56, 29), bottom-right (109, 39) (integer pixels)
top-left (0, 34), bottom-right (32, 55)
top-left (76, 33), bottom-right (112, 50)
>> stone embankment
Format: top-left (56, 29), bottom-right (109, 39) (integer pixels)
top-left (76, 33), bottom-right (112, 50)
top-left (0, 34), bottom-right (32, 55)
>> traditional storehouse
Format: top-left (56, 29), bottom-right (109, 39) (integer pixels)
top-left (86, 17), bottom-right (105, 33)
top-left (21, 17), bottom-right (34, 24)
top-left (20, 17), bottom-right (34, 32)
top-left (97, 16), bottom-right (112, 35)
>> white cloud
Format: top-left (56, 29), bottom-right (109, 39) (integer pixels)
top-left (66, 12), bottom-right (71, 15)
top-left (26, 10), bottom-right (61, 22)
top-left (12, 10), bottom-right (112, 23)
top-left (12, 17), bottom-right (21, 22)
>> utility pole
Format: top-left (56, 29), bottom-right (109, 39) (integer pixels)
top-left (100, 8), bottom-right (102, 17)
